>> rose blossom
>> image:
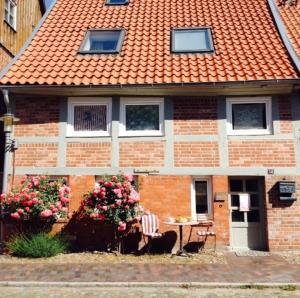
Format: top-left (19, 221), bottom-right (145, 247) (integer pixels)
top-left (40, 209), bottom-right (53, 218)
top-left (116, 200), bottom-right (122, 206)
top-left (117, 222), bottom-right (126, 232)
top-left (124, 174), bottom-right (133, 182)
top-left (17, 209), bottom-right (24, 215)
top-left (11, 212), bottom-right (20, 220)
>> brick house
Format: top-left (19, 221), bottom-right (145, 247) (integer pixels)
top-left (0, 0), bottom-right (299, 251)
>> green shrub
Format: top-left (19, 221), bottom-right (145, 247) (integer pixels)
top-left (6, 233), bottom-right (68, 258)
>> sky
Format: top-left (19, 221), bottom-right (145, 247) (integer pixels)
top-left (45, 0), bottom-right (53, 9)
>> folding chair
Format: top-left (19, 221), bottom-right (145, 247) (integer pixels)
top-left (197, 224), bottom-right (216, 252)
top-left (141, 213), bottom-right (163, 253)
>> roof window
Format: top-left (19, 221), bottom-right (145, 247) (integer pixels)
top-left (106, 0), bottom-right (128, 5)
top-left (171, 28), bottom-right (214, 53)
top-left (79, 29), bottom-right (125, 54)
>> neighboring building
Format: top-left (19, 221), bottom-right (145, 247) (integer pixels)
top-left (0, 0), bottom-right (299, 251)
top-left (0, 0), bottom-right (45, 179)
top-left (0, 0), bottom-right (45, 70)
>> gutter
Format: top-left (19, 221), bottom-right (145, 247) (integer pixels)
top-left (0, 79), bottom-right (299, 91)
top-left (268, 0), bottom-right (300, 73)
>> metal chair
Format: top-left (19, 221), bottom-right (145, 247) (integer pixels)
top-left (196, 225), bottom-right (216, 252)
top-left (141, 213), bottom-right (163, 253)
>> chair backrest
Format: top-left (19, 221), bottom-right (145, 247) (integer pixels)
top-left (141, 213), bottom-right (159, 235)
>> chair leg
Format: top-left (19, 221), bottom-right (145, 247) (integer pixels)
top-left (147, 238), bottom-right (152, 254)
top-left (213, 235), bottom-right (216, 252)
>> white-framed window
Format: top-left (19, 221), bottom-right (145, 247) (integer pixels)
top-left (226, 97), bottom-right (272, 135)
top-left (171, 27), bottom-right (214, 53)
top-left (67, 97), bottom-right (112, 137)
top-left (119, 98), bottom-right (164, 136)
top-left (4, 0), bottom-right (17, 30)
top-left (191, 178), bottom-right (212, 221)
top-left (79, 29), bottom-right (125, 54)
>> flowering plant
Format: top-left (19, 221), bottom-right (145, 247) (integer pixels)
top-left (0, 175), bottom-right (71, 221)
top-left (82, 174), bottom-right (141, 232)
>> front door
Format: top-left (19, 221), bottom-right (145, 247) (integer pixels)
top-left (229, 177), bottom-right (266, 250)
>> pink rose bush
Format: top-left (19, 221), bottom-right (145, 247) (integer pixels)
top-left (0, 175), bottom-right (71, 221)
top-left (82, 174), bottom-right (140, 232)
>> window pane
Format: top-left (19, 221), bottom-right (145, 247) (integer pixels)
top-left (232, 210), bottom-right (244, 222)
top-left (232, 103), bottom-right (266, 130)
top-left (245, 179), bottom-right (258, 192)
top-left (231, 195), bottom-right (239, 207)
top-left (126, 105), bottom-right (159, 131)
top-left (84, 30), bottom-right (121, 52)
top-left (195, 181), bottom-right (208, 214)
top-left (248, 210), bottom-right (260, 222)
top-left (108, 0), bottom-right (127, 3)
top-left (250, 194), bottom-right (259, 207)
top-left (174, 29), bottom-right (210, 52)
top-left (230, 180), bottom-right (243, 192)
top-left (74, 105), bottom-right (107, 131)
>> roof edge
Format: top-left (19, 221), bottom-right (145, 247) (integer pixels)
top-left (268, 0), bottom-right (300, 73)
top-left (0, 0), bottom-right (58, 81)
top-left (0, 78), bottom-right (299, 90)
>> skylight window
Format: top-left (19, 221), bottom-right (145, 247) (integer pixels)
top-left (171, 28), bottom-right (214, 53)
top-left (79, 29), bottom-right (125, 54)
top-left (106, 0), bottom-right (128, 5)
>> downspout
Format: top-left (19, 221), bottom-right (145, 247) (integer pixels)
top-left (268, 0), bottom-right (300, 73)
top-left (1, 89), bottom-right (11, 194)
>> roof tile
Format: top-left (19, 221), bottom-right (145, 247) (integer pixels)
top-left (0, 0), bottom-right (298, 86)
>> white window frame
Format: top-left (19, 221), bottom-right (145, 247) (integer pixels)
top-left (226, 97), bottom-right (272, 135)
top-left (4, 0), bottom-right (17, 30)
top-left (119, 97), bottom-right (164, 136)
top-left (191, 177), bottom-right (212, 221)
top-left (67, 97), bottom-right (112, 137)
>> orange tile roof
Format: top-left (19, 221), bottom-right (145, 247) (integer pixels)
top-left (0, 0), bottom-right (298, 86)
top-left (276, 1), bottom-right (300, 58)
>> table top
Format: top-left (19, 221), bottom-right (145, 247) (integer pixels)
top-left (163, 220), bottom-right (212, 226)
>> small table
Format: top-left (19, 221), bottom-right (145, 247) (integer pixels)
top-left (163, 221), bottom-right (199, 257)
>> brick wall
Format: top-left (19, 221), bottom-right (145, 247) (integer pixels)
top-left (15, 144), bottom-right (58, 167)
top-left (229, 140), bottom-right (296, 167)
top-left (14, 96), bottom-right (60, 137)
top-left (174, 141), bottom-right (220, 167)
top-left (173, 97), bottom-right (218, 135)
top-left (266, 175), bottom-right (300, 250)
top-left (119, 141), bottom-right (165, 167)
top-left (278, 96), bottom-right (293, 134)
top-left (66, 143), bottom-right (111, 167)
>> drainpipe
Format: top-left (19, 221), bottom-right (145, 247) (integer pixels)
top-left (2, 89), bottom-right (11, 194)
top-left (1, 89), bottom-right (11, 247)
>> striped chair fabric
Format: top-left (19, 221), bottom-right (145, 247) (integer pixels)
top-left (141, 214), bottom-right (163, 238)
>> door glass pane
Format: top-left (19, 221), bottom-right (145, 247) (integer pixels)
top-left (246, 179), bottom-right (258, 192)
top-left (248, 210), bottom-right (260, 222)
top-left (126, 105), bottom-right (159, 131)
top-left (230, 180), bottom-right (243, 192)
top-left (232, 210), bottom-right (244, 222)
top-left (232, 103), bottom-right (266, 130)
top-left (195, 181), bottom-right (208, 214)
top-left (231, 194), bottom-right (239, 207)
top-left (250, 194), bottom-right (259, 207)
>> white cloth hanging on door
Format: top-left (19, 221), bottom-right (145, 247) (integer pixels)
top-left (239, 193), bottom-right (251, 212)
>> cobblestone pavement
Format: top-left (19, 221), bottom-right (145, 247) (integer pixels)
top-left (0, 253), bottom-right (299, 283)
top-left (0, 286), bottom-right (300, 298)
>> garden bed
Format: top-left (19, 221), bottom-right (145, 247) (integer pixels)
top-left (0, 250), bottom-right (227, 264)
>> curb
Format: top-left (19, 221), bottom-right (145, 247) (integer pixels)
top-left (0, 281), bottom-right (299, 288)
